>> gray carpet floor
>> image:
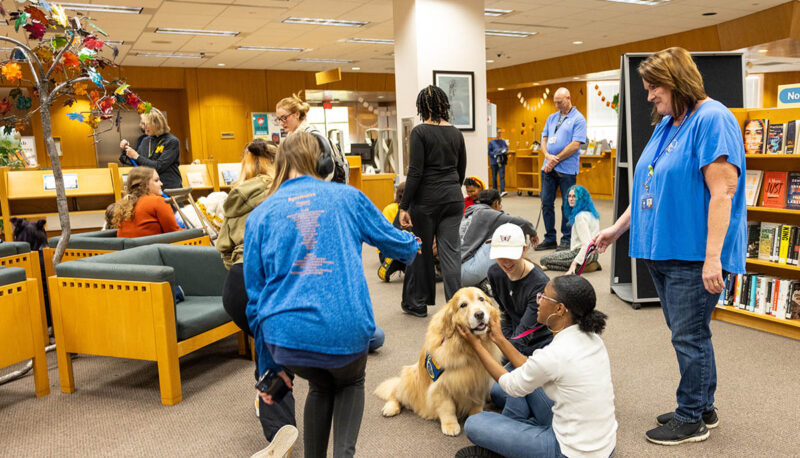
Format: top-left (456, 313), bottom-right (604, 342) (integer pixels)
top-left (2, 196), bottom-right (799, 458)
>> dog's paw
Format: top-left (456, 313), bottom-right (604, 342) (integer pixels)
top-left (381, 400), bottom-right (401, 417)
top-left (441, 421), bottom-right (461, 436)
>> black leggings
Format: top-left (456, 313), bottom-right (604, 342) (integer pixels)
top-left (287, 354), bottom-right (368, 458)
top-left (223, 263), bottom-right (296, 442)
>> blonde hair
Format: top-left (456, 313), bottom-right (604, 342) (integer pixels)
top-left (638, 47), bottom-right (707, 125)
top-left (142, 107), bottom-right (171, 136)
top-left (276, 94), bottom-right (310, 121)
top-left (268, 132), bottom-right (321, 196)
top-left (233, 139), bottom-right (277, 187)
top-left (112, 167), bottom-right (156, 227)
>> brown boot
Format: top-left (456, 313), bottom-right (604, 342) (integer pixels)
top-left (583, 261), bottom-right (602, 273)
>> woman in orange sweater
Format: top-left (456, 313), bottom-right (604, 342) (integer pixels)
top-left (114, 167), bottom-right (181, 237)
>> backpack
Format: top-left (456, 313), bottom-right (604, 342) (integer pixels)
top-left (304, 125), bottom-right (349, 184)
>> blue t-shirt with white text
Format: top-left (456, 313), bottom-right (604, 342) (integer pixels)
top-left (541, 107), bottom-right (587, 175)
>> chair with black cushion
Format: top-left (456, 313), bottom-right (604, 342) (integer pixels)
top-left (49, 244), bottom-right (245, 405)
top-left (42, 228), bottom-right (210, 279)
top-left (0, 241), bottom-right (45, 316)
top-left (0, 266), bottom-right (49, 397)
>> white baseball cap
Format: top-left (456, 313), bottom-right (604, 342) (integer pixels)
top-left (490, 223), bottom-right (526, 260)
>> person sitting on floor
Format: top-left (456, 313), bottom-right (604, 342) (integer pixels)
top-left (540, 185), bottom-right (601, 273)
top-left (460, 189), bottom-right (538, 288)
top-left (463, 176), bottom-right (485, 210)
top-left (114, 167), bottom-right (181, 238)
top-left (378, 182), bottom-right (407, 282)
top-left (455, 274), bottom-right (617, 458)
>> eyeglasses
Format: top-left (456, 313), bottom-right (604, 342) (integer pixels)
top-left (276, 113), bottom-right (293, 123)
top-left (536, 292), bottom-right (560, 304)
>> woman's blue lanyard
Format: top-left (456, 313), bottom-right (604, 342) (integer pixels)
top-left (643, 109), bottom-right (693, 194)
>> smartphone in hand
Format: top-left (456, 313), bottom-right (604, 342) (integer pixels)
top-left (255, 369), bottom-right (291, 403)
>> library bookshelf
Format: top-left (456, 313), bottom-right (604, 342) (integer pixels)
top-left (716, 107), bottom-right (800, 340)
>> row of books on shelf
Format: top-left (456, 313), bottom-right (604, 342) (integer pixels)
top-left (745, 119), bottom-right (799, 155)
top-left (744, 170), bottom-right (800, 208)
top-left (748, 221), bottom-right (800, 265)
top-left (718, 273), bottom-right (800, 320)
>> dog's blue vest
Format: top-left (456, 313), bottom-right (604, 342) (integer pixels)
top-left (425, 352), bottom-right (444, 382)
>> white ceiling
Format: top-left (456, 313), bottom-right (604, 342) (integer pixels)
top-left (0, 0), bottom-right (793, 73)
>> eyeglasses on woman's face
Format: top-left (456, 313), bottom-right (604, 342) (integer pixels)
top-left (537, 292), bottom-right (560, 305)
top-left (276, 112), bottom-right (294, 124)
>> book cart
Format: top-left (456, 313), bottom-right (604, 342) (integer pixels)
top-left (716, 107), bottom-right (800, 340)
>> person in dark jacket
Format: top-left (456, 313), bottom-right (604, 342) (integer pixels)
top-left (460, 189), bottom-right (539, 287)
top-left (119, 108), bottom-right (182, 190)
top-left (397, 85), bottom-right (467, 318)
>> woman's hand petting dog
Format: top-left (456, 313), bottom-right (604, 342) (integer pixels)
top-left (487, 313), bottom-right (504, 344)
top-left (455, 323), bottom-right (481, 347)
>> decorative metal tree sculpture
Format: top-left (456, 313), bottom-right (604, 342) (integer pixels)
top-left (0, 1), bottom-right (149, 265)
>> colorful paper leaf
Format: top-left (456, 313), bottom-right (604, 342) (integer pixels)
top-left (84, 36), bottom-right (104, 51)
top-left (67, 112), bottom-right (84, 122)
top-left (51, 4), bottom-right (67, 27)
top-left (114, 83), bottom-right (129, 95)
top-left (14, 12), bottom-right (28, 32)
top-left (8, 88), bottom-right (21, 99)
top-left (33, 46), bottom-right (53, 64)
top-left (0, 99), bottom-right (11, 115)
top-left (85, 113), bottom-right (98, 129)
top-left (24, 21), bottom-right (47, 40)
top-left (73, 82), bottom-right (87, 96)
top-left (99, 96), bottom-right (115, 113)
top-left (2, 62), bottom-right (22, 83)
top-left (24, 6), bottom-right (47, 26)
top-left (62, 52), bottom-right (80, 69)
top-left (15, 96), bottom-right (31, 110)
top-left (87, 68), bottom-right (103, 88)
top-left (51, 36), bottom-right (67, 49)
top-left (63, 98), bottom-right (75, 107)
top-left (39, 0), bottom-right (52, 13)
top-left (78, 47), bottom-right (96, 62)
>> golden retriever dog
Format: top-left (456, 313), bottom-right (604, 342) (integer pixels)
top-left (375, 287), bottom-right (502, 436)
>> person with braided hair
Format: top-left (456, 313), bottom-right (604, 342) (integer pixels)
top-left (114, 167), bottom-right (181, 238)
top-left (456, 275), bottom-right (617, 458)
top-left (397, 85), bottom-right (467, 317)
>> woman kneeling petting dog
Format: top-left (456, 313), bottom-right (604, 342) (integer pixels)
top-left (456, 275), bottom-right (617, 458)
top-left (245, 132), bottom-right (419, 458)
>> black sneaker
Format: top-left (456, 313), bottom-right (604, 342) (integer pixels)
top-left (657, 409), bottom-right (719, 429)
top-left (645, 418), bottom-right (709, 445)
top-left (556, 241), bottom-right (571, 252)
top-left (455, 445), bottom-right (503, 458)
top-left (534, 240), bottom-right (557, 251)
top-left (401, 303), bottom-right (427, 318)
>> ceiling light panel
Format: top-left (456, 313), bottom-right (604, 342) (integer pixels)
top-left (283, 17), bottom-right (368, 27)
top-left (485, 8), bottom-right (513, 17)
top-left (604, 0), bottom-right (670, 4)
top-left (156, 28), bottom-right (240, 37)
top-left (136, 51), bottom-right (205, 59)
top-left (238, 46), bottom-right (305, 52)
top-left (347, 38), bottom-right (394, 45)
top-left (485, 29), bottom-right (536, 38)
top-left (295, 58), bottom-right (353, 63)
top-left (58, 2), bottom-right (142, 14)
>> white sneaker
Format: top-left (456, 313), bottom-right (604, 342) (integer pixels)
top-left (251, 425), bottom-right (299, 458)
top-left (255, 392), bottom-right (260, 418)
top-left (500, 191), bottom-right (508, 197)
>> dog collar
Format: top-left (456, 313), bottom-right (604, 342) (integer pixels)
top-left (425, 352), bottom-right (445, 382)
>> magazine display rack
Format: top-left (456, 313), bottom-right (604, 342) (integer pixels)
top-left (715, 107), bottom-right (800, 340)
top-left (0, 166), bottom-right (115, 240)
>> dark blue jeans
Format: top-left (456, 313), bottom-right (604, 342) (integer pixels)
top-left (646, 260), bottom-right (721, 424)
top-left (490, 163), bottom-right (505, 193)
top-left (540, 170), bottom-right (576, 245)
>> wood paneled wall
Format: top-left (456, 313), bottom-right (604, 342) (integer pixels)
top-left (490, 82), bottom-right (587, 153)
top-left (487, 1), bottom-right (799, 91)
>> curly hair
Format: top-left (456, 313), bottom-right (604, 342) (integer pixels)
top-left (567, 185), bottom-right (599, 226)
top-left (551, 275), bottom-right (607, 334)
top-left (112, 167), bottom-right (155, 227)
top-left (416, 85), bottom-right (450, 123)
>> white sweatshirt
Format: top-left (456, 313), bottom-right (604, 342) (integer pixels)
top-left (571, 211), bottom-right (600, 266)
top-left (498, 324), bottom-right (617, 458)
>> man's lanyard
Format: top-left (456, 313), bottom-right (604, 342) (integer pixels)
top-left (644, 109), bottom-right (694, 193)
top-left (148, 136), bottom-right (165, 159)
top-left (553, 113), bottom-right (568, 135)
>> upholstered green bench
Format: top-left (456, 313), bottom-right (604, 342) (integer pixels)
top-left (50, 244), bottom-right (244, 405)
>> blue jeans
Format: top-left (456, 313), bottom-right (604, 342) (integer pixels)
top-left (540, 170), bottom-right (576, 245)
top-left (369, 326), bottom-right (385, 352)
top-left (461, 244), bottom-right (493, 287)
top-left (646, 260), bottom-right (720, 423)
top-left (465, 387), bottom-right (564, 458)
top-left (491, 163), bottom-right (505, 193)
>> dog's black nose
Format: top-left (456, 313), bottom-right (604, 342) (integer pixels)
top-left (474, 311), bottom-right (484, 321)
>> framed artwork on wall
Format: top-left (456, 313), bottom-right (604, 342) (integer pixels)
top-left (433, 70), bottom-right (475, 131)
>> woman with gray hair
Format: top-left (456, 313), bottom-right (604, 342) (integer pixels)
top-left (120, 107), bottom-right (182, 190)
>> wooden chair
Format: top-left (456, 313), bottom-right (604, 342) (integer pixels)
top-left (49, 244), bottom-right (245, 405)
top-left (0, 266), bottom-right (49, 397)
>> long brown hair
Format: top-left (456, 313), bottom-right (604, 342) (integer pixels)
top-left (638, 47), bottom-right (707, 125)
top-left (233, 138), bottom-right (277, 187)
top-left (268, 132), bottom-right (321, 196)
top-left (276, 93), bottom-right (310, 122)
top-left (112, 167), bottom-right (155, 227)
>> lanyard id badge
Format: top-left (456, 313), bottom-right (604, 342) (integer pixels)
top-left (641, 108), bottom-right (694, 211)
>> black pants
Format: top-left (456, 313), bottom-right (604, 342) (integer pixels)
top-left (402, 201), bottom-right (462, 307)
top-left (222, 263), bottom-right (297, 442)
top-left (287, 354), bottom-right (368, 458)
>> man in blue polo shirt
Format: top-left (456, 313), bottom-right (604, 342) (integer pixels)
top-left (535, 87), bottom-right (587, 252)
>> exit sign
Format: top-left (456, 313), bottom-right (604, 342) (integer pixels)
top-left (323, 102), bottom-right (332, 109)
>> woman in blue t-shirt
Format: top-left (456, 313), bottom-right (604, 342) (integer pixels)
top-left (593, 47), bottom-right (746, 446)
top-left (244, 132), bottom-right (419, 458)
